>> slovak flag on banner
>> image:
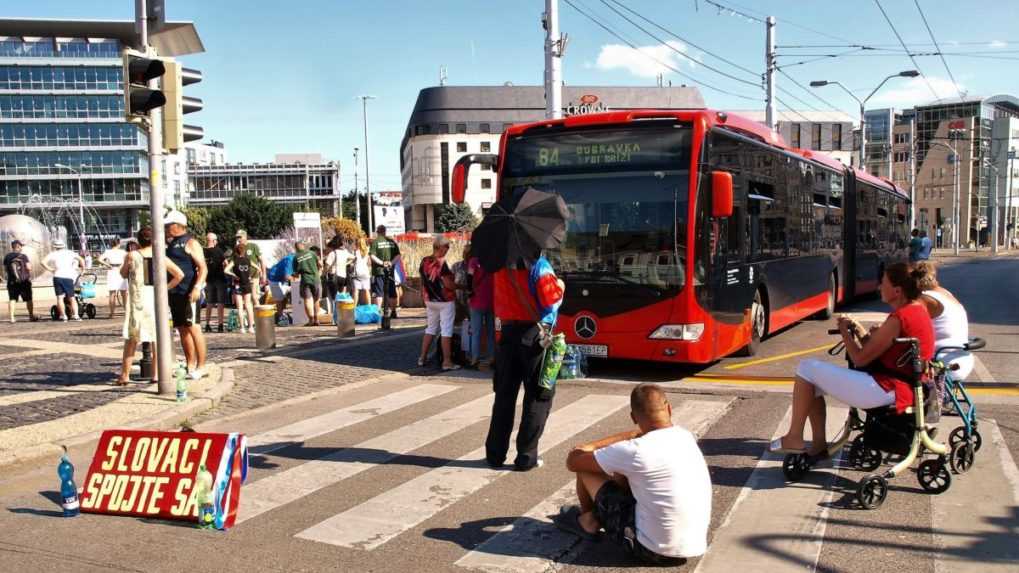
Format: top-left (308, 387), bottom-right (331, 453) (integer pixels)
top-left (393, 254), bottom-right (406, 286)
top-left (213, 433), bottom-right (249, 529)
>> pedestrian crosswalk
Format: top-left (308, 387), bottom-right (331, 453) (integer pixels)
top-left (219, 378), bottom-right (1019, 572)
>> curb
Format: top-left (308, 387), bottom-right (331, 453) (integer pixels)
top-left (0, 366), bottom-right (235, 469)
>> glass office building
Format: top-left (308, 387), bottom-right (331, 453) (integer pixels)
top-left (0, 36), bottom-right (148, 249)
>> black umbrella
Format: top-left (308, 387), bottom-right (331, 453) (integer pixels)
top-left (471, 187), bottom-right (569, 273)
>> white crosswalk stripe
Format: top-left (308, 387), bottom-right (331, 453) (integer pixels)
top-left (931, 418), bottom-right (1019, 572)
top-left (455, 398), bottom-right (734, 573)
top-left (294, 394), bottom-right (630, 550)
top-left (238, 392), bottom-right (507, 525)
top-left (694, 406), bottom-right (850, 573)
top-left (247, 384), bottom-right (457, 455)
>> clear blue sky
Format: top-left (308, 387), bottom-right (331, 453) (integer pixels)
top-left (16, 0), bottom-right (1019, 192)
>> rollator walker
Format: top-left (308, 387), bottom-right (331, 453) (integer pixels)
top-left (781, 329), bottom-right (985, 510)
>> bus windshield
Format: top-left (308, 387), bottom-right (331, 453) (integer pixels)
top-left (502, 124), bottom-right (692, 293)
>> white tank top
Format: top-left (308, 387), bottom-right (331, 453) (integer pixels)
top-left (923, 289), bottom-right (969, 349)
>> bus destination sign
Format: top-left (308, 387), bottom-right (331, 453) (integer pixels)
top-left (504, 126), bottom-right (690, 176)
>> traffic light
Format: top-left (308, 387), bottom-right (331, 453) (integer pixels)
top-left (122, 49), bottom-right (167, 119)
top-left (162, 61), bottom-right (204, 152)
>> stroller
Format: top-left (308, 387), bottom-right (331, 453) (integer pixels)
top-left (781, 329), bottom-right (962, 509)
top-left (50, 272), bottom-right (98, 320)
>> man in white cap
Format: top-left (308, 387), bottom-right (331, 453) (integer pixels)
top-left (165, 210), bottom-right (209, 379)
top-left (42, 238), bottom-right (85, 321)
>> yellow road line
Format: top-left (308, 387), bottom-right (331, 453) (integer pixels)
top-left (685, 376), bottom-right (1019, 396)
top-left (723, 343), bottom-right (833, 371)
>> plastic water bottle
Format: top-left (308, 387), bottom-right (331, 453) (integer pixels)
top-left (539, 334), bottom-right (568, 391)
top-left (58, 448), bottom-right (79, 517)
top-left (174, 363), bottom-right (188, 403)
top-left (194, 464), bottom-right (216, 529)
top-left (226, 309), bottom-right (239, 332)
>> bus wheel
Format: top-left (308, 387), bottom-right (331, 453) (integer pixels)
top-left (815, 274), bottom-right (836, 320)
top-left (740, 291), bottom-right (767, 357)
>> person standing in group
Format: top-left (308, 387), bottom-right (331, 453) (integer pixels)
top-left (116, 227), bottom-right (184, 386)
top-left (42, 239), bottom-right (85, 322)
top-left (908, 229), bottom-right (923, 262)
top-left (234, 229), bottom-right (265, 299)
top-left (467, 250), bottom-right (495, 369)
top-left (324, 236), bottom-right (354, 323)
top-left (98, 238), bottom-right (127, 319)
top-left (310, 245), bottom-right (326, 317)
top-left (452, 243), bottom-right (472, 324)
top-left (224, 244), bottom-right (255, 334)
top-left (352, 237), bottom-right (372, 305)
top-left (267, 247), bottom-right (296, 320)
top-left (2, 240), bottom-right (36, 322)
top-left (291, 239), bottom-right (321, 326)
top-left (202, 232), bottom-right (228, 333)
top-left (165, 210), bottom-right (209, 380)
top-left (369, 225), bottom-right (400, 312)
top-left (485, 252), bottom-right (564, 471)
top-left (416, 236), bottom-right (460, 370)
top-left (918, 230), bottom-right (933, 260)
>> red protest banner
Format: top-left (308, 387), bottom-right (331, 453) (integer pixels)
top-left (79, 429), bottom-right (248, 529)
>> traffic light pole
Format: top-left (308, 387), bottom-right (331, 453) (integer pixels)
top-left (137, 0), bottom-right (174, 394)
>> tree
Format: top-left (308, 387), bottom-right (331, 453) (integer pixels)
top-left (342, 192), bottom-right (370, 234)
top-left (436, 203), bottom-right (477, 232)
top-left (182, 207), bottom-right (210, 244)
top-left (322, 216), bottom-right (364, 245)
top-left (206, 194), bottom-right (297, 246)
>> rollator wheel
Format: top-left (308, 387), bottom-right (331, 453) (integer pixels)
top-left (949, 441), bottom-right (975, 474)
top-left (970, 430), bottom-right (983, 452)
top-left (856, 474), bottom-right (888, 510)
top-left (949, 427), bottom-right (983, 452)
top-left (85, 303), bottom-right (96, 319)
top-left (848, 435), bottom-right (883, 472)
top-left (50, 305), bottom-right (59, 321)
top-left (917, 459), bottom-right (952, 494)
top-left (782, 453), bottom-right (810, 482)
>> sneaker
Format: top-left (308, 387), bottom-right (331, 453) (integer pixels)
top-left (203, 324), bottom-right (212, 333)
top-left (60, 316), bottom-right (68, 322)
top-left (188, 369), bottom-right (203, 381)
top-left (9, 317), bottom-right (15, 323)
top-left (514, 458), bottom-right (544, 472)
top-left (240, 327), bottom-right (247, 334)
top-left (72, 316), bottom-right (82, 321)
top-left (218, 324), bottom-right (225, 333)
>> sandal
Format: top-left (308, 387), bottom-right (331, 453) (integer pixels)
top-left (112, 379), bottom-right (130, 387)
top-left (417, 358), bottom-right (426, 367)
top-left (768, 438), bottom-right (811, 454)
top-left (553, 505), bottom-right (601, 541)
top-left (441, 364), bottom-right (462, 372)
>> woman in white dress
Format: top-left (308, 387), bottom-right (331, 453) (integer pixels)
top-left (100, 238), bottom-right (129, 318)
top-left (116, 228), bottom-right (185, 386)
top-left (352, 237), bottom-right (372, 305)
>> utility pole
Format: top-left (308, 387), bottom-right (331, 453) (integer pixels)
top-left (543, 0), bottom-right (564, 120)
top-left (991, 161), bottom-right (999, 254)
top-left (359, 95), bottom-right (375, 234)
top-left (953, 138), bottom-right (961, 255)
top-left (908, 116), bottom-right (916, 230)
top-left (765, 16), bottom-right (776, 131)
top-left (353, 147), bottom-right (360, 226)
top-left (136, 0), bottom-right (173, 393)
top-left (1008, 148), bottom-right (1016, 249)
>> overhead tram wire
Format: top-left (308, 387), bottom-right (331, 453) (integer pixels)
top-left (702, 0), bottom-right (855, 45)
top-left (913, 0), bottom-right (964, 100)
top-left (776, 68), bottom-right (846, 113)
top-left (562, 0), bottom-right (760, 101)
top-left (873, 0), bottom-right (940, 100)
top-left (773, 96), bottom-right (816, 124)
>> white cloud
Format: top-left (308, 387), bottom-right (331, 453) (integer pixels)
top-left (988, 40), bottom-right (1008, 48)
top-left (868, 76), bottom-right (967, 107)
top-left (595, 41), bottom-right (695, 78)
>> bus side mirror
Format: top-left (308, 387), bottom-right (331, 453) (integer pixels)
top-left (711, 171), bottom-right (734, 218)
top-left (452, 154), bottom-right (499, 204)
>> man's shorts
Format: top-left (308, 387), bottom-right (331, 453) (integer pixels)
top-left (205, 280), bottom-right (228, 305)
top-left (300, 281), bottom-right (320, 300)
top-left (424, 300), bottom-right (455, 337)
top-left (168, 293), bottom-right (196, 328)
top-left (7, 280), bottom-right (32, 302)
top-left (371, 274), bottom-right (397, 299)
top-left (53, 277), bottom-right (75, 298)
top-left (594, 481), bottom-right (686, 566)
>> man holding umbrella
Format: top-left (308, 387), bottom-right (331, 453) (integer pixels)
top-left (476, 188), bottom-right (568, 472)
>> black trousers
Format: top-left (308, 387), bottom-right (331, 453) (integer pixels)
top-left (485, 322), bottom-right (555, 469)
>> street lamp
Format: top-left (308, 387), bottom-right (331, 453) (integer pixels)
top-left (54, 163), bottom-right (87, 251)
top-left (353, 147), bottom-right (360, 227)
top-left (929, 139), bottom-right (961, 255)
top-left (810, 70), bottom-right (919, 170)
top-left (358, 95), bottom-right (376, 234)
top-left (982, 156), bottom-right (1003, 254)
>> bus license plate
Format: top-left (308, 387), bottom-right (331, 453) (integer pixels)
top-left (573, 344), bottom-right (608, 357)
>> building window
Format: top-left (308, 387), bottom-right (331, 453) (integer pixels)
top-left (481, 179), bottom-right (492, 189)
top-left (832, 124), bottom-right (842, 149)
top-left (455, 123), bottom-right (467, 134)
top-left (456, 141), bottom-right (467, 153)
top-left (479, 123), bottom-right (491, 133)
top-left (480, 141), bottom-right (491, 152)
top-left (440, 143), bottom-right (450, 204)
top-left (415, 125), bottom-right (429, 136)
top-left (812, 124), bottom-right (822, 149)
top-left (790, 124), bottom-right (801, 148)
top-left (438, 123), bottom-right (449, 134)
top-left (480, 164), bottom-right (491, 171)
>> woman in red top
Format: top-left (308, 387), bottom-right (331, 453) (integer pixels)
top-left (770, 263), bottom-right (934, 456)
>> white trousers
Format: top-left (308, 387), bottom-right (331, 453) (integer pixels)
top-left (796, 358), bottom-right (895, 409)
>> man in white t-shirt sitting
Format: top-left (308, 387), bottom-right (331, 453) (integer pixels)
top-left (557, 384), bottom-right (712, 565)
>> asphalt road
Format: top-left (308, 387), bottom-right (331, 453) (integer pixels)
top-left (0, 255), bottom-right (1016, 572)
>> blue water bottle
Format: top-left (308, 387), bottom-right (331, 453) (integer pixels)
top-left (58, 447), bottom-right (79, 517)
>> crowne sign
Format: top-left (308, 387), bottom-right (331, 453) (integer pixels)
top-left (80, 429), bottom-right (248, 529)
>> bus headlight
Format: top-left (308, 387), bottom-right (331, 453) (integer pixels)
top-left (649, 323), bottom-right (704, 341)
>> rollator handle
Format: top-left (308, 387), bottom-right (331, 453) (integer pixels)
top-left (827, 329), bottom-right (840, 335)
top-left (964, 337), bottom-right (986, 351)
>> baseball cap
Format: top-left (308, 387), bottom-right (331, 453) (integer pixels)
top-left (10, 239), bottom-right (23, 248)
top-left (165, 210), bottom-right (188, 227)
top-left (433, 235), bottom-right (451, 248)
top-left (235, 229), bottom-right (248, 239)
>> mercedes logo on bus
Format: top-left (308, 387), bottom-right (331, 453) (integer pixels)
top-left (575, 316), bottom-right (597, 339)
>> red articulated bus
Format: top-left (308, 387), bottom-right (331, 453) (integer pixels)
top-left (453, 109), bottom-right (909, 364)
